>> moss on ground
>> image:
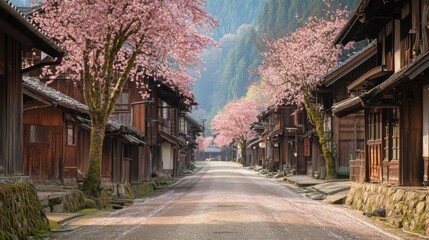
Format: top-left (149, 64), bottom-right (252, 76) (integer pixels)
top-left (97, 190), bottom-right (111, 209)
top-left (79, 208), bottom-right (98, 214)
top-left (49, 220), bottom-right (61, 230)
top-left (135, 182), bottom-right (154, 198)
top-left (0, 183), bottom-right (51, 239)
top-left (124, 183), bottom-right (135, 200)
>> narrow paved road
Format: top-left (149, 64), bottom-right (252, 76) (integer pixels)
top-left (56, 162), bottom-right (405, 240)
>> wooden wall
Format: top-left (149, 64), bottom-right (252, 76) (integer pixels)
top-left (333, 112), bottom-right (365, 175)
top-left (0, 32), bottom-right (23, 176)
top-left (132, 103), bottom-right (146, 133)
top-left (401, 83), bottom-right (423, 186)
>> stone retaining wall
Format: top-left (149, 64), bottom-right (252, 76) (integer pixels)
top-left (346, 182), bottom-right (429, 235)
top-left (39, 189), bottom-right (85, 213)
top-left (0, 183), bottom-right (50, 239)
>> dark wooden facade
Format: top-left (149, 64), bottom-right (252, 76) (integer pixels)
top-left (334, 0), bottom-right (429, 186)
top-left (319, 44), bottom-right (377, 179)
top-left (112, 78), bottom-right (195, 177)
top-left (258, 106), bottom-right (307, 174)
top-left (23, 78), bottom-right (87, 184)
top-left (0, 1), bottom-right (63, 178)
top-left (23, 77), bottom-right (146, 185)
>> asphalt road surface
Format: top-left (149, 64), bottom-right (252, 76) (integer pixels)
top-left (55, 161), bottom-right (409, 240)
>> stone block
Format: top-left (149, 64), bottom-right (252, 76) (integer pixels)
top-left (51, 202), bottom-right (65, 213)
top-left (393, 189), bottom-right (405, 201)
top-left (374, 208), bottom-right (386, 217)
top-left (408, 200), bottom-right (417, 209)
top-left (48, 194), bottom-right (63, 205)
top-left (386, 216), bottom-right (403, 228)
top-left (416, 201), bottom-right (426, 215)
top-left (39, 195), bottom-right (49, 208)
top-left (386, 188), bottom-right (395, 197)
top-left (44, 207), bottom-right (51, 213)
top-left (117, 184), bottom-right (126, 198)
top-left (418, 193), bottom-right (425, 202)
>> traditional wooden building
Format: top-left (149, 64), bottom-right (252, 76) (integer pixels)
top-left (23, 77), bottom-right (88, 184)
top-left (246, 123), bottom-right (265, 167)
top-left (334, 0), bottom-right (429, 186)
top-left (23, 77), bottom-right (146, 185)
top-left (178, 114), bottom-right (203, 170)
top-left (113, 78), bottom-right (195, 177)
top-left (0, 0), bottom-right (63, 178)
top-left (258, 106), bottom-right (307, 174)
top-left (317, 43), bottom-right (377, 180)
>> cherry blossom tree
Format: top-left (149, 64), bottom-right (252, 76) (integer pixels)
top-left (196, 135), bottom-right (213, 151)
top-left (211, 98), bottom-right (259, 164)
top-left (258, 7), bottom-right (349, 179)
top-left (34, 0), bottom-right (216, 196)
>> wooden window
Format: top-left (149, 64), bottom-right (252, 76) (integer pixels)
top-left (179, 116), bottom-right (187, 134)
top-left (66, 124), bottom-right (75, 145)
top-left (123, 144), bottom-right (133, 159)
top-left (29, 125), bottom-right (49, 143)
top-left (304, 138), bottom-right (311, 157)
top-left (378, 27), bottom-right (386, 67)
top-left (385, 22), bottom-right (394, 71)
top-left (401, 3), bottom-right (411, 67)
top-left (115, 91), bottom-right (129, 111)
top-left (392, 109), bottom-right (400, 160)
top-left (368, 111), bottom-right (382, 141)
top-left (162, 102), bottom-right (168, 120)
top-left (383, 108), bottom-right (400, 161)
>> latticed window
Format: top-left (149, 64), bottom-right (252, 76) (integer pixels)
top-left (369, 111), bottom-right (382, 141)
top-left (115, 91), bottom-right (129, 111)
top-left (67, 124), bottom-right (75, 145)
top-left (383, 108), bottom-right (400, 161)
top-left (123, 144), bottom-right (133, 159)
top-left (29, 125), bottom-right (49, 143)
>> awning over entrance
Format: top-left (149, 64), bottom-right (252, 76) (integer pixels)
top-left (332, 96), bottom-right (363, 117)
top-left (247, 138), bottom-right (262, 149)
top-left (334, 50), bottom-right (429, 117)
top-left (160, 131), bottom-right (184, 146)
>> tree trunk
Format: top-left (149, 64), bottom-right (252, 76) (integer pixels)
top-left (237, 139), bottom-right (247, 165)
top-left (82, 122), bottom-right (106, 197)
top-left (303, 92), bottom-right (337, 179)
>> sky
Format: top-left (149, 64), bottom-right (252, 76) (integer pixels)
top-left (10, 0), bottom-right (30, 6)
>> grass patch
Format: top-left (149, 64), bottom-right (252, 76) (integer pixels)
top-left (49, 220), bottom-right (61, 230)
top-left (79, 208), bottom-right (98, 214)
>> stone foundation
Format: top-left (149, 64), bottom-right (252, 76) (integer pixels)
top-left (346, 182), bottom-right (429, 235)
top-left (38, 189), bottom-right (86, 213)
top-left (0, 183), bottom-right (50, 239)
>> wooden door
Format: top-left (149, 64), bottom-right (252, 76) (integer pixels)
top-left (51, 126), bottom-right (62, 181)
top-left (24, 125), bottom-right (51, 182)
top-left (368, 111), bottom-right (382, 182)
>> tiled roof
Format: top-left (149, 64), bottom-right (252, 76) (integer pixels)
top-left (321, 42), bottom-right (376, 86)
top-left (23, 77), bottom-right (88, 113)
top-left (1, 0), bottom-right (63, 56)
top-left (23, 77), bottom-right (145, 144)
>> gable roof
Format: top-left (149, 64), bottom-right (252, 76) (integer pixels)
top-left (23, 77), bottom-right (88, 113)
top-left (333, 50), bottom-right (429, 117)
top-left (0, 0), bottom-right (63, 57)
top-left (335, 0), bottom-right (404, 45)
top-left (321, 42), bottom-right (377, 87)
top-left (23, 77), bottom-right (145, 144)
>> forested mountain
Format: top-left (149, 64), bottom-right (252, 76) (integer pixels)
top-left (205, 0), bottom-right (268, 41)
top-left (193, 0), bottom-right (360, 133)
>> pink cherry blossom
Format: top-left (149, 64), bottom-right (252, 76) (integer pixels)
top-left (211, 98), bottom-right (259, 147)
top-left (196, 135), bottom-right (213, 151)
top-left (33, 0), bottom-right (217, 101)
top-left (258, 8), bottom-right (349, 107)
